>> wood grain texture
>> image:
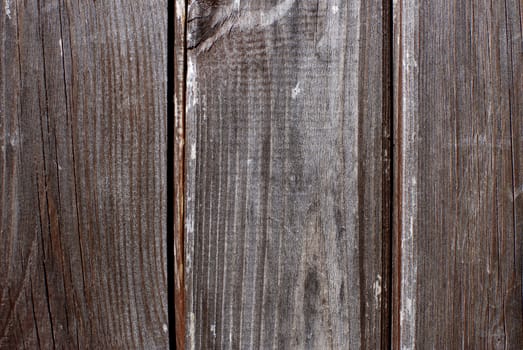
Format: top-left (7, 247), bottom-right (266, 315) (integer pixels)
top-left (0, 1), bottom-right (168, 348)
top-left (394, 0), bottom-right (523, 348)
top-left (185, 0), bottom-right (391, 348)
top-left (173, 0), bottom-right (186, 349)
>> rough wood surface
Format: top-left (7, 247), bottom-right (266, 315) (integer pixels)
top-left (185, 0), bottom-right (391, 348)
top-left (173, 0), bottom-right (186, 349)
top-left (394, 0), bottom-right (523, 348)
top-left (0, 1), bottom-right (168, 348)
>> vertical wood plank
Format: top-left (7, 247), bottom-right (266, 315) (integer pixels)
top-left (173, 0), bottom-right (186, 349)
top-left (0, 1), bottom-right (168, 348)
top-left (185, 0), bottom-right (391, 348)
top-left (394, 0), bottom-right (523, 348)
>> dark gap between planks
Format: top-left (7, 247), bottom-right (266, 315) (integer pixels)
top-left (383, 0), bottom-right (394, 349)
top-left (167, 0), bottom-right (176, 348)
top-left (167, 0), bottom-right (188, 349)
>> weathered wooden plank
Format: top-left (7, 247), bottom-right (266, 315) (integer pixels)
top-left (393, 0), bottom-right (523, 348)
top-left (0, 1), bottom-right (168, 348)
top-left (185, 0), bottom-right (391, 348)
top-left (173, 0), bottom-right (186, 349)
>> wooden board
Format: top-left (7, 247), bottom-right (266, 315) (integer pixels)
top-left (173, 0), bottom-right (186, 349)
top-left (393, 0), bottom-right (523, 348)
top-left (0, 1), bottom-right (168, 348)
top-left (184, 0), bottom-right (392, 348)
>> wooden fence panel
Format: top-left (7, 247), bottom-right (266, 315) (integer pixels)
top-left (0, 1), bottom-right (168, 348)
top-left (184, 0), bottom-right (391, 348)
top-left (393, 0), bottom-right (523, 348)
top-left (4, 0), bottom-right (520, 348)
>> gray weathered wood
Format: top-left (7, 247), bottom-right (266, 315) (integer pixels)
top-left (185, 0), bottom-right (391, 348)
top-left (0, 1), bottom-right (168, 348)
top-left (393, 0), bottom-right (523, 348)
